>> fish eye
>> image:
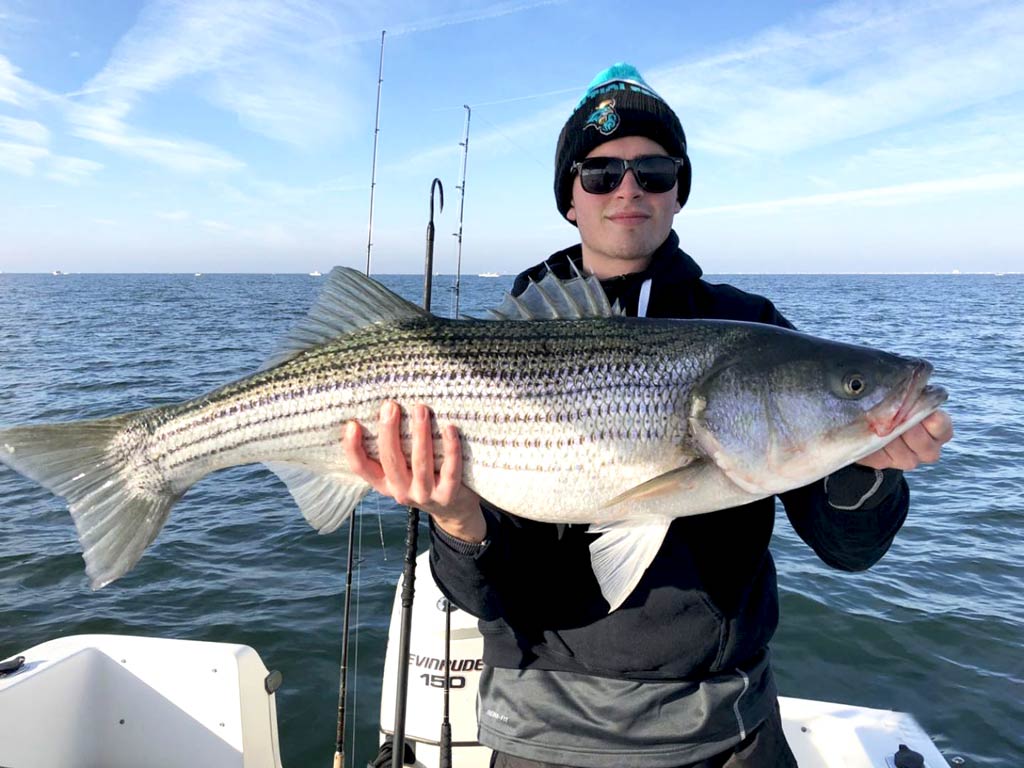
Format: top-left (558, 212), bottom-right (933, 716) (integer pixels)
top-left (842, 373), bottom-right (867, 398)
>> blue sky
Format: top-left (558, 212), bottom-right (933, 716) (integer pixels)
top-left (1, 0), bottom-right (1022, 274)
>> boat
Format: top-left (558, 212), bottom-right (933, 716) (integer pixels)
top-left (310, 270), bottom-right (323, 277)
top-left (52, 270), bottom-right (65, 276)
top-left (477, 272), bottom-right (500, 277)
top-left (0, 634), bottom-right (283, 768)
top-left (0, 551), bottom-right (953, 768)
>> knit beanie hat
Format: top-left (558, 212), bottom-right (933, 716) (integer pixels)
top-left (554, 63), bottom-right (691, 222)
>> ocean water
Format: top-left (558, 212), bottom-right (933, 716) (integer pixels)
top-left (0, 271), bottom-right (1021, 767)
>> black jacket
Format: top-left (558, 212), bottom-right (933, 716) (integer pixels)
top-left (430, 232), bottom-right (908, 681)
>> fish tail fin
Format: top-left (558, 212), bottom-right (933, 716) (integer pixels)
top-left (0, 412), bottom-right (179, 589)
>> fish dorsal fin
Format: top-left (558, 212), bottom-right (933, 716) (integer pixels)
top-left (488, 262), bottom-right (623, 320)
top-left (261, 267), bottom-right (428, 371)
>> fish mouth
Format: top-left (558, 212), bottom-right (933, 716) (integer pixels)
top-left (868, 360), bottom-right (948, 437)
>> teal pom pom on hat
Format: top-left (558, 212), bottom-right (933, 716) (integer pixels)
top-left (554, 62), bottom-right (691, 222)
top-left (576, 63), bottom-right (659, 107)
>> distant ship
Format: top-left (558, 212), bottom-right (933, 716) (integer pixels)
top-left (309, 271), bottom-right (323, 277)
top-left (52, 270), bottom-right (65, 276)
top-left (477, 271), bottom-right (500, 277)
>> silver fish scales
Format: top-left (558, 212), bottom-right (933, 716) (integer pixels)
top-left (0, 267), bottom-right (947, 609)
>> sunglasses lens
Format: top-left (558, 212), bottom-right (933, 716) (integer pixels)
top-left (634, 157), bottom-right (679, 193)
top-left (576, 157), bottom-right (679, 194)
top-left (578, 158), bottom-right (625, 195)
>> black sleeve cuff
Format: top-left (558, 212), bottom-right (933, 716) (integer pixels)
top-left (825, 465), bottom-right (903, 510)
top-left (429, 518), bottom-right (490, 557)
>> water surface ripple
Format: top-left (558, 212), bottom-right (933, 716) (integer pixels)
top-left (0, 272), bottom-right (1020, 766)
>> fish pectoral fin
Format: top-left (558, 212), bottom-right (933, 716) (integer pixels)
top-left (265, 462), bottom-right (370, 534)
top-left (600, 461), bottom-right (702, 509)
top-left (588, 518), bottom-right (673, 612)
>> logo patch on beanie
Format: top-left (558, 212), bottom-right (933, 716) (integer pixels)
top-left (584, 98), bottom-right (619, 136)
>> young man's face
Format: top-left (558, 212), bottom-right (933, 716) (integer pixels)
top-left (567, 135), bottom-right (682, 278)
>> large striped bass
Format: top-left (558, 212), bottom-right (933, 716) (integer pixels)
top-left (0, 267), bottom-right (946, 610)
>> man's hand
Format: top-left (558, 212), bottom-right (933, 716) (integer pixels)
top-left (343, 400), bottom-right (487, 543)
top-left (858, 409), bottom-right (954, 471)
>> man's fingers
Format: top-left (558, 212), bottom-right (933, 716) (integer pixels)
top-left (883, 436), bottom-right (920, 471)
top-left (377, 400), bottom-right (411, 492)
top-left (901, 423), bottom-right (942, 464)
top-left (892, 411), bottom-right (953, 467)
top-left (858, 409), bottom-right (954, 471)
top-left (921, 410), bottom-right (954, 444)
top-left (408, 404), bottom-right (437, 502)
top-left (343, 420), bottom-right (386, 489)
top-left (857, 439), bottom-right (916, 471)
top-left (856, 449), bottom-right (889, 470)
top-left (435, 424), bottom-right (464, 504)
top-left (343, 401), bottom-right (478, 519)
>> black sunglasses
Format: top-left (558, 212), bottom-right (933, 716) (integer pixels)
top-left (571, 155), bottom-right (684, 195)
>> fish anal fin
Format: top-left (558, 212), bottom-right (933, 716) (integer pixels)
top-left (265, 461), bottom-right (370, 533)
top-left (588, 518), bottom-right (672, 612)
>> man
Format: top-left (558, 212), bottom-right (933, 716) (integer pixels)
top-left (345, 63), bottom-right (953, 768)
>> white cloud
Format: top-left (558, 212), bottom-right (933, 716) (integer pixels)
top-left (649, 0), bottom-right (1024, 157)
top-left (0, 115), bottom-right (49, 144)
top-left (204, 64), bottom-right (347, 146)
top-left (688, 171), bottom-right (1024, 215)
top-left (46, 155), bottom-right (103, 184)
top-left (0, 5), bottom-right (36, 56)
top-left (0, 54), bottom-right (48, 107)
top-left (247, 174), bottom-right (368, 206)
top-left (394, 99), bottom-right (566, 175)
top-left (69, 101), bottom-right (245, 173)
top-left (156, 210), bottom-right (190, 221)
top-left (836, 104), bottom-right (1024, 182)
top-left (372, 0), bottom-right (562, 38)
top-left (0, 141), bottom-right (47, 175)
top-left (0, 61), bottom-right (102, 184)
top-left (68, 0), bottom-right (358, 152)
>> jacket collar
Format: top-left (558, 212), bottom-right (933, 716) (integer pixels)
top-left (527, 230), bottom-right (703, 286)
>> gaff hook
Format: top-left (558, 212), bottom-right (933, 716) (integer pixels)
top-left (424, 178), bottom-right (444, 311)
top-left (430, 177), bottom-right (444, 223)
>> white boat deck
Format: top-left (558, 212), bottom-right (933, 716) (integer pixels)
top-left (0, 634), bottom-right (283, 768)
top-left (1, 623), bottom-right (951, 767)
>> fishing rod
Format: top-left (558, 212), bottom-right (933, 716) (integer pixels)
top-left (432, 181), bottom-right (456, 768)
top-left (390, 178), bottom-right (445, 768)
top-left (440, 593), bottom-right (453, 768)
top-left (365, 30), bottom-right (386, 277)
top-left (335, 29), bottom-right (386, 768)
top-left (452, 105), bottom-right (471, 317)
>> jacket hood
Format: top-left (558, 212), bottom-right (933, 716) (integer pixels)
top-left (511, 231), bottom-right (702, 298)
